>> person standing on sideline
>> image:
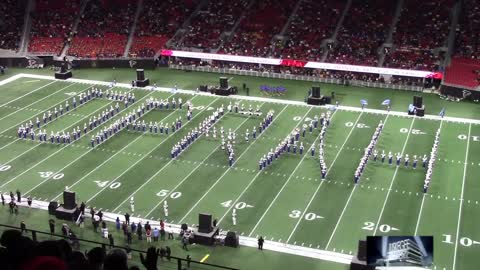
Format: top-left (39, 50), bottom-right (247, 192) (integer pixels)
top-left (137, 222), bottom-right (143, 240)
top-left (153, 227), bottom-right (159, 242)
top-left (258, 236), bottom-right (264, 250)
top-left (90, 207), bottom-right (95, 219)
top-left (16, 189), bottom-right (21, 203)
top-left (116, 217), bottom-right (121, 231)
top-left (97, 210), bottom-right (103, 221)
top-left (20, 221), bottom-right (26, 233)
top-left (80, 202), bottom-right (86, 215)
top-left (8, 201), bottom-right (14, 214)
top-left (49, 219), bottom-right (55, 235)
top-left (126, 228), bottom-right (132, 245)
top-left (160, 227), bottom-right (166, 241)
top-left (27, 197), bottom-right (32, 207)
top-left (146, 229), bottom-right (152, 243)
top-left (108, 233), bottom-right (114, 248)
top-left (182, 236), bottom-right (189, 251)
top-left (124, 212), bottom-right (130, 225)
top-left (167, 225), bottom-right (174, 240)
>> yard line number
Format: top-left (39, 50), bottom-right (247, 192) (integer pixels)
top-left (221, 200), bottom-right (253, 210)
top-left (345, 122), bottom-right (369, 128)
top-left (156, 189), bottom-right (182, 199)
top-left (458, 134), bottom-right (479, 141)
top-left (362, 221), bottom-right (399, 233)
top-left (94, 181), bottom-right (121, 189)
top-left (289, 210), bottom-right (323, 221)
top-left (39, 171), bottom-right (64, 180)
top-left (442, 234), bottom-right (480, 247)
top-left (0, 164), bottom-right (11, 171)
top-left (400, 128), bottom-right (425, 135)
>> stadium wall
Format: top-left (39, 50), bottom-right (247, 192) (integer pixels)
top-left (170, 64), bottom-right (425, 92)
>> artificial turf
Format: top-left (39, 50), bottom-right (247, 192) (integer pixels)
top-left (0, 69), bottom-right (479, 270)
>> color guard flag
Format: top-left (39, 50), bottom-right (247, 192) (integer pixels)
top-left (439, 108), bottom-right (445, 117)
top-left (381, 99), bottom-right (391, 106)
top-left (360, 99), bottom-right (368, 105)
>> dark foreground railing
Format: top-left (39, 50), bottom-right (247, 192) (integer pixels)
top-left (0, 224), bottom-right (239, 270)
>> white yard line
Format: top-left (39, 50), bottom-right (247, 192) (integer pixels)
top-left (325, 113), bottom-right (391, 249)
top-left (0, 82), bottom-right (77, 122)
top-left (217, 106), bottom-right (314, 225)
top-left (10, 73), bottom-right (480, 126)
top-left (84, 96), bottom-right (218, 203)
top-left (124, 103), bottom-right (264, 215)
top-left (286, 111), bottom-right (364, 244)
top-left (452, 123), bottom-right (471, 270)
top-left (414, 119), bottom-right (444, 235)
top-left (372, 117), bottom-right (416, 235)
top-left (0, 88), bottom-right (141, 190)
top-left (248, 109), bottom-right (339, 237)
top-left (178, 105), bottom-right (293, 224)
top-left (0, 81), bottom-right (56, 109)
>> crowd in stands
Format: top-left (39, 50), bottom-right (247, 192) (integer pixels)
top-left (3, 0), bottom-right (473, 84)
top-left (326, 0), bottom-right (395, 66)
top-left (130, 0), bottom-right (198, 57)
top-left (454, 0), bottom-right (480, 59)
top-left (384, 0), bottom-right (454, 70)
top-left (178, 0), bottom-right (249, 50)
top-left (28, 0), bottom-right (80, 55)
top-left (384, 49), bottom-right (442, 71)
top-left (219, 0), bottom-right (297, 57)
top-left (0, 226), bottom-right (177, 270)
top-left (393, 0), bottom-right (454, 50)
top-left (275, 0), bottom-right (345, 60)
top-left (68, 0), bottom-right (136, 58)
top-left (0, 0), bottom-right (26, 50)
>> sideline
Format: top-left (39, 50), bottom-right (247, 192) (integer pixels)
top-left (7, 197), bottom-right (354, 265)
top-left (4, 73), bottom-right (480, 125)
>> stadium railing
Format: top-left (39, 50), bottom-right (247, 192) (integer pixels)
top-left (0, 223), bottom-right (239, 270)
top-left (169, 64), bottom-right (425, 92)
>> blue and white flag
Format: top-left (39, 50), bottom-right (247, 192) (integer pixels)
top-left (439, 108), bottom-right (445, 117)
top-left (408, 104), bottom-right (415, 112)
top-left (381, 99), bottom-right (391, 106)
top-left (360, 99), bottom-right (368, 105)
top-left (328, 105), bottom-right (336, 111)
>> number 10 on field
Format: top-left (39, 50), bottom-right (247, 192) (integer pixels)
top-left (443, 234), bottom-right (480, 247)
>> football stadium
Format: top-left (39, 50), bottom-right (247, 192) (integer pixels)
top-left (0, 1), bottom-right (479, 270)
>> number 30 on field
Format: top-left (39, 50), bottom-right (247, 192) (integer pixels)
top-left (39, 171), bottom-right (64, 180)
top-left (289, 210), bottom-right (323, 221)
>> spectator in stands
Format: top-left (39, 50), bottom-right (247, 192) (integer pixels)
top-left (104, 248), bottom-right (129, 270)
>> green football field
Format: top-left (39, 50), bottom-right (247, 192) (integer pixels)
top-left (0, 71), bottom-right (479, 270)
